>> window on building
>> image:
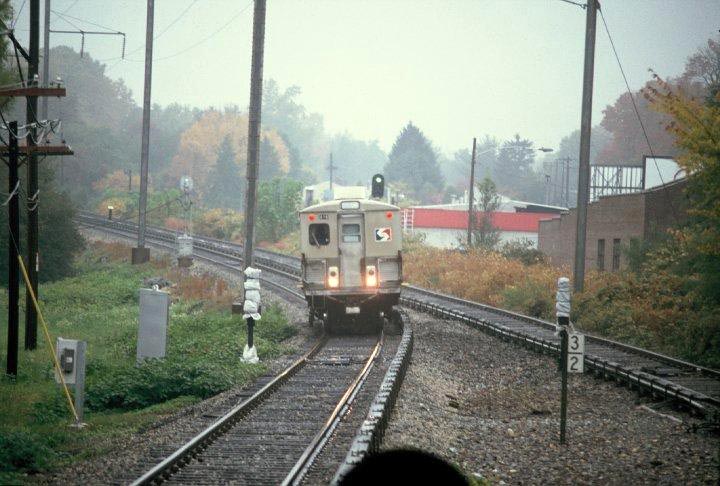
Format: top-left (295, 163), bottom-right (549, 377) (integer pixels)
top-left (342, 223), bottom-right (361, 243)
top-left (309, 223), bottom-right (330, 246)
top-left (597, 239), bottom-right (605, 271)
top-left (612, 238), bottom-right (621, 271)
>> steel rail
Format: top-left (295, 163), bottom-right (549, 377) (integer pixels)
top-left (281, 333), bottom-right (384, 486)
top-left (129, 337), bottom-right (327, 485)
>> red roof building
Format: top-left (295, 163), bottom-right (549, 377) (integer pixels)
top-left (401, 207), bottom-right (558, 248)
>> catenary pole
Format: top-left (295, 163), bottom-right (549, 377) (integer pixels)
top-left (134, 0), bottom-right (154, 264)
top-left (573, 0), bottom-right (598, 293)
top-left (242, 0), bottom-right (267, 269)
top-left (41, 0), bottom-right (50, 119)
top-left (7, 122), bottom-right (20, 375)
top-left (466, 137), bottom-right (477, 248)
top-left (25, 0), bottom-right (40, 350)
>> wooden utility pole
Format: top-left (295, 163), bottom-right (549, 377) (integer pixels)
top-left (41, 0), bottom-right (50, 119)
top-left (6, 122), bottom-right (20, 376)
top-left (328, 153), bottom-right (336, 194)
top-left (242, 0), bottom-right (267, 269)
top-left (573, 0), bottom-right (598, 292)
top-left (466, 137), bottom-right (477, 248)
top-left (133, 0), bottom-right (154, 264)
top-left (25, 0), bottom-right (40, 350)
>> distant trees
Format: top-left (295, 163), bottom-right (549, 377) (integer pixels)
top-left (494, 134), bottom-right (543, 201)
top-left (205, 136), bottom-right (244, 210)
top-left (329, 133), bottom-right (387, 186)
top-left (384, 122), bottom-right (445, 203)
top-left (471, 177), bottom-right (501, 250)
top-left (255, 178), bottom-right (303, 243)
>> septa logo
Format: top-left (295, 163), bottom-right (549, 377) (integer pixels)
top-left (374, 227), bottom-right (392, 242)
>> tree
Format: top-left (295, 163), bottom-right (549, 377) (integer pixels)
top-left (495, 134), bottom-right (543, 201)
top-left (645, 71), bottom-right (720, 304)
top-left (329, 133), bottom-right (387, 186)
top-left (204, 136), bottom-right (244, 210)
top-left (384, 122), bottom-right (444, 203)
top-left (255, 178), bottom-right (303, 243)
top-left (471, 177), bottom-right (501, 250)
top-left (683, 35), bottom-right (720, 105)
top-left (169, 109), bottom-right (289, 198)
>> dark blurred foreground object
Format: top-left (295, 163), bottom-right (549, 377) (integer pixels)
top-left (339, 449), bottom-right (469, 485)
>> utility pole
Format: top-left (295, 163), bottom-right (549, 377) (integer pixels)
top-left (25, 0), bottom-right (40, 350)
top-left (328, 152), bottom-right (337, 194)
top-left (41, 0), bottom-right (50, 119)
top-left (133, 0), bottom-right (154, 264)
top-left (6, 122), bottom-right (20, 376)
top-left (466, 137), bottom-right (477, 248)
top-left (573, 0), bottom-right (598, 293)
top-left (242, 0), bottom-right (267, 269)
top-left (561, 157), bottom-right (571, 208)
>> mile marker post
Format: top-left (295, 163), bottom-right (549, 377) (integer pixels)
top-left (241, 267), bottom-right (261, 363)
top-left (556, 277), bottom-right (571, 444)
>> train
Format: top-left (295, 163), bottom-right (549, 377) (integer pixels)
top-left (298, 175), bottom-right (403, 331)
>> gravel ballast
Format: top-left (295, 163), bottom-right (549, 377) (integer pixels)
top-left (382, 309), bottom-right (719, 485)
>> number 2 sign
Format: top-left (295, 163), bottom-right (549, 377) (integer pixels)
top-left (567, 332), bottom-right (584, 373)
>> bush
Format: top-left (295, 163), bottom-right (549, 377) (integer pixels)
top-left (500, 239), bottom-right (546, 265)
top-left (0, 430), bottom-right (56, 473)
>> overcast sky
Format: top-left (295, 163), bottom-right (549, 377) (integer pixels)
top-left (11, 0), bottom-right (720, 155)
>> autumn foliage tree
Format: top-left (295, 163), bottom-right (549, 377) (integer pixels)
top-left (169, 109), bottom-right (290, 200)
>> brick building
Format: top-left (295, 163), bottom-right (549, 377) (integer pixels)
top-left (538, 178), bottom-right (688, 272)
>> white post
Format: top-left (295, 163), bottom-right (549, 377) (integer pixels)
top-left (242, 267), bottom-right (261, 363)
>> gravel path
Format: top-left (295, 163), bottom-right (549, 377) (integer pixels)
top-left (382, 309), bottom-right (719, 485)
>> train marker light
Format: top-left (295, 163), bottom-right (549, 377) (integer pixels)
top-left (366, 265), bottom-right (378, 287)
top-left (308, 214), bottom-right (316, 222)
top-left (386, 211), bottom-right (393, 219)
top-left (328, 266), bottom-right (339, 288)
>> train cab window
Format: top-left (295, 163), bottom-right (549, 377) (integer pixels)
top-left (309, 223), bottom-right (330, 246)
top-left (342, 224), bottom-right (361, 243)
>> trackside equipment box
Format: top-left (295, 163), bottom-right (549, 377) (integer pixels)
top-left (137, 288), bottom-right (170, 363)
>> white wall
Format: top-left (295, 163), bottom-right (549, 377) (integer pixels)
top-left (411, 228), bottom-right (538, 249)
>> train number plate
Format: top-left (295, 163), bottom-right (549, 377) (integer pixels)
top-left (345, 306), bottom-right (360, 314)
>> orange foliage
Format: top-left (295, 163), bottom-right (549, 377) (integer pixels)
top-left (169, 110), bottom-right (290, 195)
top-left (92, 169), bottom-right (140, 192)
top-left (404, 247), bottom-right (566, 312)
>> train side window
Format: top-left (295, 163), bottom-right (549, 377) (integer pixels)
top-left (309, 224), bottom-right (330, 246)
top-left (342, 224), bottom-right (361, 243)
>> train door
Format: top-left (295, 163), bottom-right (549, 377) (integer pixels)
top-left (338, 214), bottom-right (364, 287)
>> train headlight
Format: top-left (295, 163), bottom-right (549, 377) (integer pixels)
top-left (366, 265), bottom-right (377, 287)
top-left (327, 266), bottom-right (339, 288)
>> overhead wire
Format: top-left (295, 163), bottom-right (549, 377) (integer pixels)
top-left (104, 0), bottom-right (252, 69)
top-left (597, 6), bottom-right (680, 223)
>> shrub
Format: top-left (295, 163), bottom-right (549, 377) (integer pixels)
top-left (0, 430), bottom-right (56, 473)
top-left (500, 239), bottom-right (546, 265)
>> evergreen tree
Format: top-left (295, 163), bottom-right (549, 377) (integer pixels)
top-left (384, 122), bottom-right (444, 203)
top-left (204, 136), bottom-right (243, 210)
top-left (256, 178), bottom-right (303, 242)
top-left (495, 134), bottom-right (544, 201)
top-left (259, 135), bottom-right (281, 181)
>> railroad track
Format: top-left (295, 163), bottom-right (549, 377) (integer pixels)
top-left (78, 213), bottom-right (413, 484)
top-left (77, 211), bottom-right (720, 420)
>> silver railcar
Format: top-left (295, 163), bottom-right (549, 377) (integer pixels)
top-left (299, 197), bottom-right (403, 329)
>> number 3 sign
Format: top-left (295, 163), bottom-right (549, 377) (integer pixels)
top-left (567, 332), bottom-right (585, 373)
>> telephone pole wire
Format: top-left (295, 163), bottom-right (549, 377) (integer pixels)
top-left (133, 0), bottom-right (154, 264)
top-left (25, 0), bottom-right (40, 350)
top-left (242, 0), bottom-right (267, 269)
top-left (573, 0), bottom-right (598, 293)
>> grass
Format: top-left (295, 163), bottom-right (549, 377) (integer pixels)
top-left (0, 241), bottom-right (297, 482)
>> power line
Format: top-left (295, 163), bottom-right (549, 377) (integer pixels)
top-left (11, 0), bottom-right (28, 29)
top-left (105, 1), bottom-right (252, 68)
top-left (50, 9), bottom-right (121, 33)
top-left (557, 0), bottom-right (586, 8)
top-left (598, 7), bottom-right (680, 223)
